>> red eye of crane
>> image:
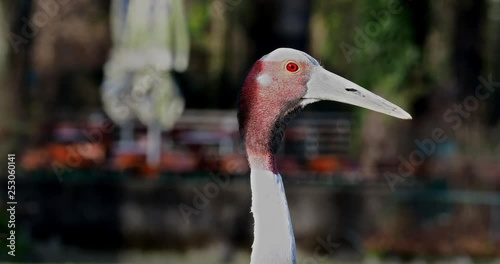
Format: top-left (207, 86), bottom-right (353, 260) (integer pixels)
top-left (286, 62), bottom-right (299, 72)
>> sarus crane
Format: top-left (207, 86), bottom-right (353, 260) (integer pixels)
top-left (237, 48), bottom-right (411, 264)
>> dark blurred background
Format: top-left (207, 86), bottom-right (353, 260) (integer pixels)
top-left (0, 0), bottom-right (500, 263)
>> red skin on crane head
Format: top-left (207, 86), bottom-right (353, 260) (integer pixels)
top-left (238, 48), bottom-right (318, 172)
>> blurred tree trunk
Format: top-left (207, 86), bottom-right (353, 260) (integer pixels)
top-left (452, 0), bottom-right (486, 99)
top-left (408, 0), bottom-right (430, 53)
top-left (489, 0), bottom-right (500, 125)
top-left (28, 0), bottom-right (110, 143)
top-left (248, 0), bottom-right (280, 61)
top-left (451, 0), bottom-right (487, 154)
top-left (0, 0), bottom-right (31, 156)
top-left (248, 0), bottom-right (311, 61)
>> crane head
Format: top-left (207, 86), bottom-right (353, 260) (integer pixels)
top-left (238, 48), bottom-right (411, 164)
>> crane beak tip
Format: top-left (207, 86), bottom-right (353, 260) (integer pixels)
top-left (401, 112), bottom-right (413, 120)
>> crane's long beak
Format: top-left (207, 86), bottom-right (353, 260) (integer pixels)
top-left (302, 67), bottom-right (412, 120)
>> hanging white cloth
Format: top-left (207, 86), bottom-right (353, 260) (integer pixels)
top-left (109, 0), bottom-right (189, 72)
top-left (102, 0), bottom-right (189, 128)
top-left (102, 0), bottom-right (190, 165)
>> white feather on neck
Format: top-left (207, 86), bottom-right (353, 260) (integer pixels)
top-left (249, 167), bottom-right (296, 264)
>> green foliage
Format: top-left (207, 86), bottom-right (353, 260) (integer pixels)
top-left (188, 2), bottom-right (212, 49)
top-left (315, 0), bottom-right (420, 107)
top-left (351, 0), bottom-right (420, 106)
top-left (313, 0), bottom-right (422, 152)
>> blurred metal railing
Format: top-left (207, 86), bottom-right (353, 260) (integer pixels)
top-left (175, 110), bottom-right (352, 157)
